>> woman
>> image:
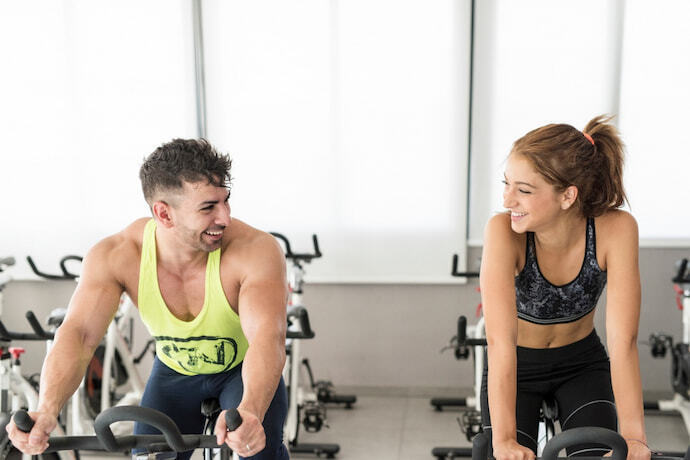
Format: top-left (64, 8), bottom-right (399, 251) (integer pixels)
top-left (480, 115), bottom-right (649, 460)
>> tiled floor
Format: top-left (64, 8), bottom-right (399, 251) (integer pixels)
top-left (295, 395), bottom-right (689, 460)
top-left (78, 391), bottom-right (689, 459)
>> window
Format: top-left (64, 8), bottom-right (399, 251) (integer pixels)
top-left (203, 0), bottom-right (473, 282)
top-left (0, 1), bottom-right (197, 278)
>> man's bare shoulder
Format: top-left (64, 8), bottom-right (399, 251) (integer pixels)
top-left (223, 218), bottom-right (283, 256)
top-left (87, 218), bottom-right (149, 283)
top-left (222, 219), bottom-right (285, 272)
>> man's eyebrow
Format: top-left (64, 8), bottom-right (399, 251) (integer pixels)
top-left (199, 199), bottom-right (219, 207)
top-left (199, 190), bottom-right (230, 207)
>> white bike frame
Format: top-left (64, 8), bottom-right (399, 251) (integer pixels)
top-left (655, 276), bottom-right (690, 438)
top-left (283, 263), bottom-right (315, 445)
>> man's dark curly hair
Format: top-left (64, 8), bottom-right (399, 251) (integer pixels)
top-left (139, 138), bottom-right (232, 204)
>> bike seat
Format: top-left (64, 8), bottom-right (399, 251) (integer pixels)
top-left (542, 397), bottom-right (559, 421)
top-left (47, 308), bottom-right (67, 328)
top-left (201, 398), bottom-right (222, 418)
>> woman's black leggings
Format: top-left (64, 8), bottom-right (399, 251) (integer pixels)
top-left (480, 329), bottom-right (618, 456)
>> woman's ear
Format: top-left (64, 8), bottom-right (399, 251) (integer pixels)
top-left (561, 185), bottom-right (579, 210)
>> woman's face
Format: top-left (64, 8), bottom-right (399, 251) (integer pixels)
top-left (502, 153), bottom-right (568, 233)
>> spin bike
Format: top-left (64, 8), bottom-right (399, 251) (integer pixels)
top-left (270, 232), bottom-right (347, 458)
top-left (646, 258), bottom-right (690, 440)
top-left (12, 405), bottom-right (242, 459)
top-left (26, 255), bottom-right (150, 436)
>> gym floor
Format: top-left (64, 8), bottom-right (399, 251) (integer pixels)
top-left (79, 390), bottom-right (689, 460)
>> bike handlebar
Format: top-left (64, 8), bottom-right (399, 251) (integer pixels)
top-left (59, 255), bottom-right (83, 279)
top-left (13, 406), bottom-right (242, 454)
top-left (270, 232), bottom-right (322, 262)
top-left (472, 427), bottom-right (628, 460)
top-left (541, 427), bottom-right (627, 460)
top-left (24, 311), bottom-right (55, 339)
top-left (457, 315), bottom-right (487, 347)
top-left (26, 255), bottom-right (82, 280)
top-left (0, 310), bottom-right (55, 342)
top-left (451, 254), bottom-right (479, 278)
top-left (673, 258), bottom-right (690, 284)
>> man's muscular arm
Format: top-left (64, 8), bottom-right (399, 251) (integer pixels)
top-left (216, 232), bottom-right (287, 455)
top-left (6, 237), bottom-right (124, 454)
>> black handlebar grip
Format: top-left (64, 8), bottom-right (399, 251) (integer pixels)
top-left (672, 259), bottom-right (689, 284)
top-left (225, 409), bottom-right (242, 432)
top-left (471, 431), bottom-right (489, 460)
top-left (457, 316), bottom-right (467, 344)
top-left (311, 234), bottom-right (322, 258)
top-left (13, 410), bottom-right (35, 433)
top-left (541, 427), bottom-right (627, 460)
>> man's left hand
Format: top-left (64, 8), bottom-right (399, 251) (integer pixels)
top-left (215, 408), bottom-right (266, 457)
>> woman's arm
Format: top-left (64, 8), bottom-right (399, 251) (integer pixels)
top-left (481, 214), bottom-right (533, 460)
top-left (603, 211), bottom-right (649, 460)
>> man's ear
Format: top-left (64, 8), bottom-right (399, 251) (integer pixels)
top-left (561, 185), bottom-right (579, 210)
top-left (152, 201), bottom-right (174, 228)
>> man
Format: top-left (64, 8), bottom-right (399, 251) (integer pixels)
top-left (7, 139), bottom-right (289, 459)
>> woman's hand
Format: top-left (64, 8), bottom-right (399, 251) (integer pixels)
top-left (625, 439), bottom-right (651, 460)
top-left (492, 438), bottom-right (536, 460)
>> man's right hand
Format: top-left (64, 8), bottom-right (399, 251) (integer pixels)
top-left (492, 438), bottom-right (536, 460)
top-left (5, 411), bottom-right (57, 455)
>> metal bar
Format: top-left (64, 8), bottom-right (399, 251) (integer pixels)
top-left (192, 0), bottom-right (208, 139)
top-left (465, 0), bottom-right (476, 240)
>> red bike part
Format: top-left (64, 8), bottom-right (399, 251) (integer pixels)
top-left (9, 347), bottom-right (25, 360)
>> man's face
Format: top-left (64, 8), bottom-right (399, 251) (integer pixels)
top-left (168, 180), bottom-right (231, 252)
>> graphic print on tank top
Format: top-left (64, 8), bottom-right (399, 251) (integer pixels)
top-left (154, 334), bottom-right (239, 374)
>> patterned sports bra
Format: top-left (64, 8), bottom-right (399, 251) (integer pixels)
top-left (515, 217), bottom-right (607, 324)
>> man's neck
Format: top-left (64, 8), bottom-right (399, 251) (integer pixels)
top-left (154, 227), bottom-right (208, 276)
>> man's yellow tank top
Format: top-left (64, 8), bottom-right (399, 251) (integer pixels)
top-left (138, 219), bottom-right (248, 376)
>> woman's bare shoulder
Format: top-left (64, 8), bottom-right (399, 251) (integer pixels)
top-left (595, 209), bottom-right (638, 240)
top-left (484, 213), bottom-right (523, 248)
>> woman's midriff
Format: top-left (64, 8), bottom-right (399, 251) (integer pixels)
top-left (516, 309), bottom-right (596, 348)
